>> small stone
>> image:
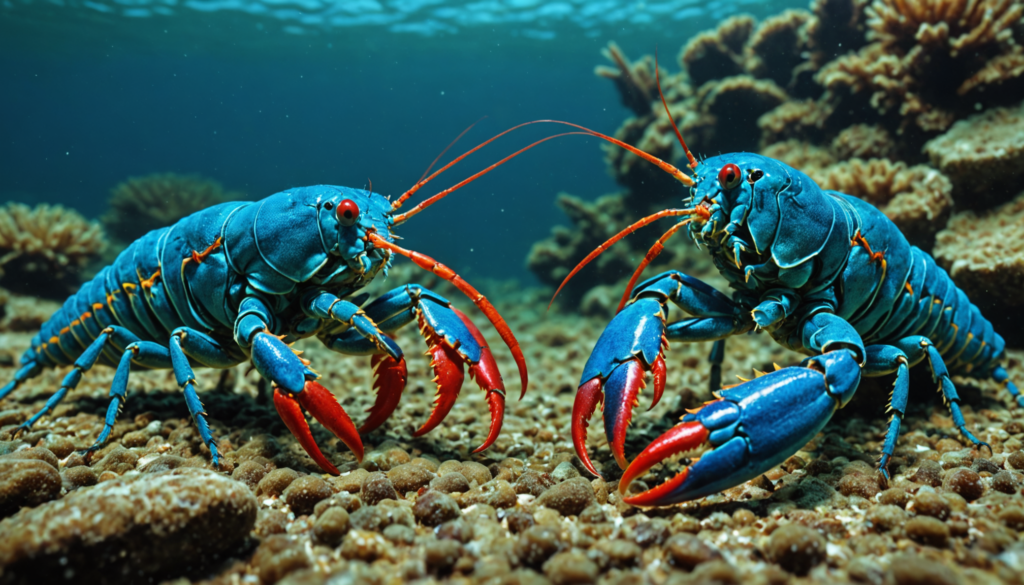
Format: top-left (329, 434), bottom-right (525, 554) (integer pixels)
top-left (0, 446), bottom-right (58, 470)
top-left (258, 468), bottom-right (299, 497)
top-left (436, 517), bottom-right (473, 542)
top-left (332, 468), bottom-right (370, 493)
top-left (460, 479), bottom-right (517, 509)
top-left (578, 504), bottom-right (606, 524)
top-left (905, 516), bottom-right (950, 547)
top-left (140, 455), bottom-right (187, 473)
top-left (232, 460), bottom-right (269, 488)
top-left (550, 461), bottom-right (579, 482)
top-left (340, 529), bottom-right (389, 561)
top-left (459, 461), bottom-right (492, 486)
top-left (1008, 450), bottom-right (1024, 470)
top-left (383, 523), bottom-right (415, 545)
top-left (999, 506), bottom-right (1024, 530)
top-left (39, 435), bottom-right (75, 459)
top-left (878, 487), bottom-right (909, 507)
top-left (424, 539), bottom-right (462, 573)
top-left (533, 477), bottom-right (596, 516)
top-left (542, 550), bottom-right (599, 585)
top-left (838, 472), bottom-right (881, 498)
top-left (911, 460), bottom-right (943, 487)
top-left (942, 468), bottom-right (984, 501)
top-left (514, 469), bottom-right (555, 496)
top-left (910, 490), bottom-right (950, 520)
top-left (991, 470), bottom-right (1022, 494)
top-left (766, 524), bottom-right (826, 575)
top-left (665, 533), bottom-right (721, 570)
top-left (867, 504), bottom-right (907, 532)
top-left (595, 539), bottom-right (641, 568)
top-left (313, 492), bottom-right (361, 516)
top-left (633, 519), bottom-right (671, 547)
top-left (732, 509), bottom-right (756, 527)
top-left (252, 534), bottom-right (310, 583)
top-left (121, 430), bottom-right (149, 448)
top-left (255, 508), bottom-right (289, 536)
top-left (409, 457), bottom-right (439, 472)
top-left (886, 554), bottom-right (958, 585)
top-left (96, 445), bottom-right (138, 474)
top-left (1005, 421), bottom-right (1024, 435)
top-left (0, 459), bottom-right (62, 517)
top-left (313, 507), bottom-right (350, 546)
top-left (505, 510), bottom-right (535, 534)
top-left (514, 525), bottom-right (562, 568)
top-left (61, 465), bottom-right (98, 492)
top-left (360, 471), bottom-right (398, 505)
top-left (387, 463), bottom-right (435, 493)
top-left (413, 490), bottom-right (461, 526)
top-left (284, 475), bottom-right (334, 515)
top-left (430, 472), bottom-right (470, 494)
top-left (349, 505), bottom-right (387, 532)
top-left (804, 459), bottom-right (832, 476)
top-left (971, 457), bottom-right (1001, 475)
top-left (0, 468), bottom-right (256, 582)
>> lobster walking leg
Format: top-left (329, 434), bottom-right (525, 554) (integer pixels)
top-left (169, 333), bottom-right (223, 466)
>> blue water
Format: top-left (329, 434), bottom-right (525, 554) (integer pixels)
top-left (0, 0), bottom-right (802, 283)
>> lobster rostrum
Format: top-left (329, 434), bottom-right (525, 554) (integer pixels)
top-left (546, 66), bottom-right (1024, 506)
top-left (0, 122), bottom-right (565, 474)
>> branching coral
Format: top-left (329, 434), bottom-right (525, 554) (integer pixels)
top-left (866, 0), bottom-right (1022, 54)
top-left (101, 173), bottom-right (244, 244)
top-left (924, 101), bottom-right (1024, 208)
top-left (830, 124), bottom-right (897, 159)
top-left (813, 158), bottom-right (954, 246)
top-left (596, 42), bottom-right (660, 117)
top-left (934, 191), bottom-right (1024, 307)
top-left (745, 10), bottom-right (813, 89)
top-left (680, 15), bottom-right (754, 87)
top-left (0, 203), bottom-right (106, 298)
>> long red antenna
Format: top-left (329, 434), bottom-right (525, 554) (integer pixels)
top-left (547, 208), bottom-right (696, 309)
top-left (655, 48), bottom-right (697, 169)
top-left (416, 117), bottom-right (487, 184)
top-left (616, 219), bottom-right (692, 313)
top-left (393, 132), bottom-right (587, 225)
top-left (366, 232), bottom-right (529, 398)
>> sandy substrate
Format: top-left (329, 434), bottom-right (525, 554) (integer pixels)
top-left (0, 279), bottom-right (1022, 585)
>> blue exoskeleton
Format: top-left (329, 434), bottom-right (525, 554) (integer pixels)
top-left (542, 88), bottom-right (1023, 506)
top-left (0, 128), bottom-right (537, 474)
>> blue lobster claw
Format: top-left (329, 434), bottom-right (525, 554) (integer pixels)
top-left (619, 350), bottom-right (859, 506)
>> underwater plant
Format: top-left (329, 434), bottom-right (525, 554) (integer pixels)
top-left (0, 203), bottom-right (106, 299)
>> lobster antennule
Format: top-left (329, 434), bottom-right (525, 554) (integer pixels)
top-left (394, 132), bottom-right (587, 225)
top-left (416, 117), bottom-right (487, 184)
top-left (616, 219), bottom-right (692, 313)
top-left (366, 232), bottom-right (528, 399)
top-left (548, 208), bottom-right (696, 309)
top-left (654, 49), bottom-right (697, 170)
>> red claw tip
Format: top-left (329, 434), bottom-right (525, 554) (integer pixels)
top-left (572, 377), bottom-right (605, 477)
top-left (617, 420), bottom-right (710, 500)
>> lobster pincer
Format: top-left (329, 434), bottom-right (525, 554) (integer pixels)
top-left (619, 350), bottom-right (860, 506)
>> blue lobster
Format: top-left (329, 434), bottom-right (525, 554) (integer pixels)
top-left (0, 125), bottom-right (552, 474)
top-left (544, 75), bottom-right (1024, 506)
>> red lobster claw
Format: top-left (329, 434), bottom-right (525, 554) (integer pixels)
top-left (453, 308), bottom-right (506, 454)
top-left (360, 351), bottom-right (408, 435)
top-left (274, 380), bottom-right (364, 475)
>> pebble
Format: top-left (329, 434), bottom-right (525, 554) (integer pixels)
top-left (578, 504), bottom-right (606, 524)
top-left (361, 471), bottom-right (398, 505)
top-left (886, 554), bottom-right (959, 585)
top-left (96, 445), bottom-right (138, 474)
top-left (999, 506), bottom-right (1024, 530)
top-left (1007, 450), bottom-right (1024, 470)
top-left (633, 519), bottom-right (671, 546)
top-left (942, 468), bottom-right (984, 501)
top-left (837, 472), bottom-right (881, 498)
top-left (413, 490), bottom-right (461, 526)
top-left (878, 487), bottom-right (909, 507)
top-left (909, 490), bottom-right (950, 520)
top-left (340, 529), bottom-right (389, 562)
top-left (459, 479), bottom-right (517, 509)
top-left (665, 533), bottom-right (721, 570)
top-left (258, 467), bottom-right (299, 497)
top-left (0, 458), bottom-right (61, 517)
top-left (533, 477), bottom-right (596, 515)
top-left (459, 461), bottom-right (492, 485)
top-left (436, 517), bottom-right (473, 542)
top-left (514, 525), bottom-right (562, 568)
top-left (140, 454), bottom-right (188, 473)
top-left (61, 465), bottom-right (97, 491)
top-left (283, 475), bottom-right (334, 515)
top-left (313, 492), bottom-right (362, 516)
top-left (232, 459), bottom-right (270, 488)
top-left (906, 515), bottom-right (950, 546)
top-left (38, 435), bottom-right (74, 459)
top-left (910, 460), bottom-right (943, 487)
top-left (0, 468), bottom-right (256, 582)
top-left (0, 446), bottom-right (58, 469)
top-left (252, 534), bottom-right (310, 583)
top-left (313, 507), bottom-right (350, 546)
top-left (867, 504), bottom-right (906, 532)
top-left (505, 510), bottom-right (536, 534)
top-left (543, 550), bottom-right (599, 584)
top-left (991, 470), bottom-right (1021, 494)
top-left (595, 538), bottom-right (641, 568)
top-left (550, 461), bottom-right (579, 482)
top-left (514, 469), bottom-right (556, 496)
top-left (766, 524), bottom-right (826, 575)
top-left (424, 539), bottom-right (462, 573)
top-left (257, 507), bottom-right (290, 537)
top-left (387, 462), bottom-right (436, 493)
top-left (332, 468), bottom-right (370, 493)
top-left (430, 471), bottom-right (470, 494)
top-left (383, 523), bottom-right (415, 544)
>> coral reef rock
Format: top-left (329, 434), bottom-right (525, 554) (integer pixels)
top-left (0, 203), bottom-right (106, 298)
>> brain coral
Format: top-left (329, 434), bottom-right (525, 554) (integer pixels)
top-left (0, 203), bottom-right (106, 298)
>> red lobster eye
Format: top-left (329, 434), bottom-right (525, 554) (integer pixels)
top-left (336, 199), bottom-right (360, 227)
top-left (718, 163), bottom-right (742, 190)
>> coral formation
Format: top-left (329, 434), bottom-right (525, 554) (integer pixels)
top-left (924, 102), bottom-right (1024, 208)
top-left (933, 191), bottom-right (1024, 307)
top-left (101, 172), bottom-right (244, 244)
top-left (0, 203), bottom-right (106, 298)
